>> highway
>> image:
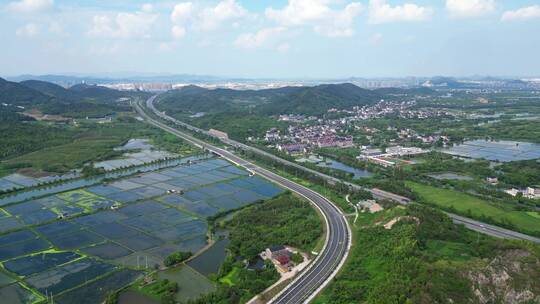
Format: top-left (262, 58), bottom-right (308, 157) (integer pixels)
top-left (448, 213), bottom-right (540, 243)
top-left (144, 95), bottom-right (540, 244)
top-left (135, 96), bottom-right (352, 304)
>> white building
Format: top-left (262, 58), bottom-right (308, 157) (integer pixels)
top-left (505, 188), bottom-right (520, 197)
top-left (526, 187), bottom-right (540, 199)
top-left (385, 146), bottom-right (426, 157)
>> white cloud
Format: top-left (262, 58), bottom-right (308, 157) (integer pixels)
top-left (368, 0), bottom-right (432, 24)
top-left (265, 0), bottom-right (332, 26)
top-left (171, 2), bottom-right (193, 24)
top-left (16, 23), bottom-right (39, 37)
top-left (141, 3), bottom-right (154, 13)
top-left (196, 0), bottom-right (247, 31)
top-left (446, 0), bottom-right (496, 18)
top-left (171, 25), bottom-right (186, 39)
top-left (7, 0), bottom-right (53, 13)
top-left (170, 0), bottom-right (248, 36)
top-left (501, 5), bottom-right (540, 21)
top-left (88, 6), bottom-right (157, 39)
top-left (170, 2), bottom-right (192, 39)
top-left (265, 0), bottom-right (363, 37)
top-left (235, 27), bottom-right (287, 49)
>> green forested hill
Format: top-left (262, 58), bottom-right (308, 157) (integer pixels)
top-left (21, 80), bottom-right (141, 104)
top-left (157, 83), bottom-right (383, 116)
top-left (20, 80), bottom-right (80, 102)
top-left (0, 77), bottom-right (52, 106)
top-left (0, 78), bottom-right (145, 118)
top-left (259, 83), bottom-right (381, 115)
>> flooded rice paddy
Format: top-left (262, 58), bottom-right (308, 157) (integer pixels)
top-left (441, 139), bottom-right (540, 162)
top-left (0, 156), bottom-right (283, 304)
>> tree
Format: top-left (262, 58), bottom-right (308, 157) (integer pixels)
top-left (291, 253), bottom-right (303, 264)
top-left (164, 251), bottom-right (192, 267)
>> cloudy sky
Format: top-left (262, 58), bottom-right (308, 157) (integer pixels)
top-left (1, 0), bottom-right (540, 78)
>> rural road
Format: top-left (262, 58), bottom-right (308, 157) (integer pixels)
top-left (135, 96), bottom-right (352, 304)
top-left (143, 95), bottom-right (540, 245)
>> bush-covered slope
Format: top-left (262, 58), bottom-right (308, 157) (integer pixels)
top-left (315, 204), bottom-right (540, 304)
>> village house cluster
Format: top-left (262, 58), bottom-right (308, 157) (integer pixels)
top-left (278, 114), bottom-right (317, 123)
top-left (331, 100), bottom-right (453, 120)
top-left (394, 128), bottom-right (451, 145)
top-left (270, 123), bottom-right (353, 155)
top-left (261, 245), bottom-right (297, 273)
top-left (504, 187), bottom-right (540, 200)
top-left (263, 99), bottom-right (454, 157)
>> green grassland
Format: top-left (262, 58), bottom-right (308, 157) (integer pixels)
top-left (0, 116), bottom-right (199, 177)
top-left (407, 181), bottom-right (540, 236)
top-left (219, 267), bottom-right (240, 286)
top-left (314, 204), bottom-right (540, 304)
top-left (2, 137), bottom-right (123, 174)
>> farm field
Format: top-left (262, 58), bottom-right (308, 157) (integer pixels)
top-left (0, 157), bottom-right (284, 303)
top-left (407, 182), bottom-right (540, 236)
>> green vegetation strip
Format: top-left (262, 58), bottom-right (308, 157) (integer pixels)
top-left (407, 181), bottom-right (540, 236)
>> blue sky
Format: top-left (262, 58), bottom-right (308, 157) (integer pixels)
top-left (1, 0), bottom-right (540, 78)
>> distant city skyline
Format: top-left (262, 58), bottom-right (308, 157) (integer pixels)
top-left (2, 0), bottom-right (540, 78)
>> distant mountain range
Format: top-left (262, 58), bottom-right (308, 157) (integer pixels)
top-left (157, 83), bottom-right (434, 116)
top-left (6, 74), bottom-right (538, 92)
top-left (5, 74), bottom-right (226, 86)
top-left (1, 75), bottom-right (535, 119)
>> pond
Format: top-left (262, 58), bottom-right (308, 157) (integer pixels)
top-left (441, 140), bottom-right (540, 162)
top-left (317, 158), bottom-right (372, 179)
top-left (187, 239), bottom-right (230, 276)
top-left (158, 265), bottom-right (216, 302)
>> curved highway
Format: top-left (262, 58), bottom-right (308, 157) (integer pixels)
top-left (135, 96), bottom-right (352, 303)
